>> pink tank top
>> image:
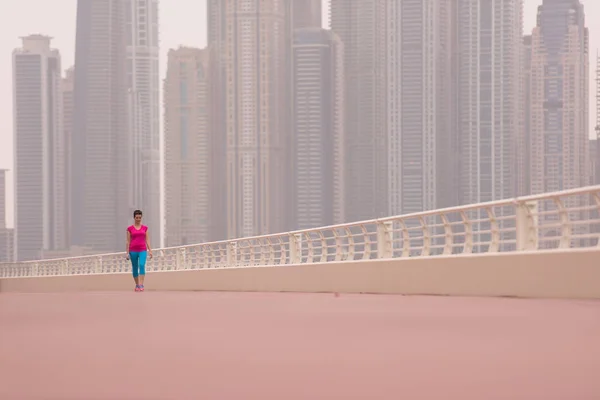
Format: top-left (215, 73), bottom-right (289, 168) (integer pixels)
top-left (128, 225), bottom-right (148, 252)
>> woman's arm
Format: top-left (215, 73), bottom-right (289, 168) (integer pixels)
top-left (126, 229), bottom-right (131, 259)
top-left (145, 230), bottom-right (153, 259)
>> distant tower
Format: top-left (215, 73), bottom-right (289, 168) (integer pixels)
top-left (72, 0), bottom-right (129, 252)
top-left (330, 0), bottom-right (388, 221)
top-left (529, 0), bottom-right (590, 247)
top-left (455, 0), bottom-right (523, 205)
top-left (12, 35), bottom-right (66, 261)
top-left (331, 0), bottom-right (455, 221)
top-left (529, 0), bottom-right (589, 195)
top-left (125, 0), bottom-right (161, 248)
top-left (208, 0), bottom-right (289, 239)
top-left (292, 28), bottom-right (345, 229)
top-left (62, 67), bottom-right (74, 248)
top-left (519, 35), bottom-right (533, 196)
top-left (164, 47), bottom-right (213, 247)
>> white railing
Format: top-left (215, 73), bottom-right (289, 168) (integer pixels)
top-left (2, 185), bottom-right (600, 279)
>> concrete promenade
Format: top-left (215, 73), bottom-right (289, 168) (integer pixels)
top-left (1, 291), bottom-right (599, 399)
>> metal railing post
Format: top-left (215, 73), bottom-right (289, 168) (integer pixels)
top-left (226, 241), bottom-right (236, 267)
top-left (516, 200), bottom-right (538, 251)
top-left (376, 221), bottom-right (393, 259)
top-left (289, 234), bottom-right (301, 264)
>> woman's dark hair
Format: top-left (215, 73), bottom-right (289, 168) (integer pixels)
top-left (133, 210), bottom-right (143, 218)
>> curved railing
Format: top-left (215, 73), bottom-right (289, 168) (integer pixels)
top-left (2, 185), bottom-right (600, 278)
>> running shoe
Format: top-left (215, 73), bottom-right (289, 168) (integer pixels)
top-left (135, 285), bottom-right (141, 292)
top-left (140, 285), bottom-right (145, 292)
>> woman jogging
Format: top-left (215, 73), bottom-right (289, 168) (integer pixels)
top-left (126, 209), bottom-right (153, 292)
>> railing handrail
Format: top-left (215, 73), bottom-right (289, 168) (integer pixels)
top-left (2, 184), bottom-right (600, 267)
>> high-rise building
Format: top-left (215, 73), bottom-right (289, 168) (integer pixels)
top-left (286, 0), bottom-right (322, 230)
top-left (330, 0), bottom-right (387, 222)
top-left (72, 0), bottom-right (130, 252)
top-left (209, 0), bottom-right (289, 239)
top-left (0, 169), bottom-right (14, 263)
top-left (164, 47), bottom-right (213, 247)
top-left (12, 35), bottom-right (66, 261)
top-left (455, 0), bottom-right (523, 206)
top-left (592, 53), bottom-right (600, 185)
top-left (387, 0), bottom-right (455, 215)
top-left (125, 0), bottom-right (161, 248)
top-left (62, 67), bottom-right (74, 248)
top-left (292, 28), bottom-right (345, 229)
top-left (331, 0), bottom-right (455, 219)
top-left (519, 35), bottom-right (533, 196)
top-left (529, 0), bottom-right (589, 195)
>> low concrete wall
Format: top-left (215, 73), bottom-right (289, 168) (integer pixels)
top-left (1, 249), bottom-right (599, 299)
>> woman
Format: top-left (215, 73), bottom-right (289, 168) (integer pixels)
top-left (126, 209), bottom-right (153, 292)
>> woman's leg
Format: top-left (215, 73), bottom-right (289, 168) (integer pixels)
top-left (130, 252), bottom-right (140, 285)
top-left (138, 251), bottom-right (147, 288)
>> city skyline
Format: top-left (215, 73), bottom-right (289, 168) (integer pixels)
top-left (0, 0), bottom-right (598, 248)
top-left (1, 1), bottom-right (599, 232)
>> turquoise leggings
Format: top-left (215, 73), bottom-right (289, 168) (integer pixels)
top-left (129, 251), bottom-right (147, 278)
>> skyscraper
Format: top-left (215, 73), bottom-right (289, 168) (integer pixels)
top-left (330, 0), bottom-right (387, 221)
top-left (386, 0), bottom-right (455, 215)
top-left (62, 67), bottom-right (74, 248)
top-left (164, 47), bottom-right (213, 247)
top-left (331, 0), bottom-right (455, 219)
top-left (455, 0), bottom-right (523, 206)
top-left (12, 35), bottom-right (66, 261)
top-left (519, 35), bottom-right (533, 196)
top-left (594, 51), bottom-right (600, 185)
top-left (209, 0), bottom-right (289, 239)
top-left (529, 0), bottom-right (589, 195)
top-left (72, 0), bottom-right (130, 252)
top-left (292, 28), bottom-right (345, 229)
top-left (125, 0), bottom-right (161, 248)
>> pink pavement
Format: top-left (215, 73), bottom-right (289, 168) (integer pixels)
top-left (0, 291), bottom-right (599, 399)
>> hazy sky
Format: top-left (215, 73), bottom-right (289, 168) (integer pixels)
top-left (0, 0), bottom-right (598, 228)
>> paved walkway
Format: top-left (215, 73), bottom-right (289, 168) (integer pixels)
top-left (1, 291), bottom-right (599, 399)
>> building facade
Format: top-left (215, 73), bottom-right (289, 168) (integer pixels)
top-left (62, 67), bottom-right (74, 248)
top-left (164, 47), bottom-right (213, 247)
top-left (455, 0), bottom-right (523, 206)
top-left (292, 28), bottom-right (345, 229)
top-left (590, 53), bottom-right (600, 185)
top-left (330, 0), bottom-right (388, 222)
top-left (387, 0), bottom-right (455, 215)
top-left (72, 0), bottom-right (130, 252)
top-left (125, 0), bottom-right (161, 248)
top-left (290, 0), bottom-right (322, 30)
top-left (13, 35), bottom-right (66, 261)
top-left (529, 0), bottom-right (589, 195)
top-left (331, 0), bottom-right (456, 220)
top-left (519, 35), bottom-right (533, 196)
top-left (209, 0), bottom-right (289, 239)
